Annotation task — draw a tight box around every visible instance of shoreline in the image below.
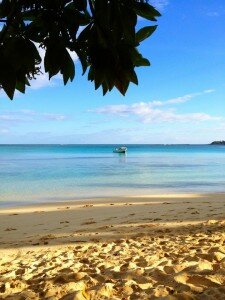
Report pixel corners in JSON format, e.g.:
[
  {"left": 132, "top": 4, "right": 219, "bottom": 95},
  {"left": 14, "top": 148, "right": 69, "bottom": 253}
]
[
  {"left": 1, "top": 193, "right": 225, "bottom": 299},
  {"left": 1, "top": 191, "right": 225, "bottom": 210},
  {"left": 1, "top": 192, "right": 225, "bottom": 249}
]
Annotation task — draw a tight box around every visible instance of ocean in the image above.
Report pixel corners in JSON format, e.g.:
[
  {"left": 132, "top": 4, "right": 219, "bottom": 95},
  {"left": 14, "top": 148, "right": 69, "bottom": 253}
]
[{"left": 1, "top": 144, "right": 225, "bottom": 207}]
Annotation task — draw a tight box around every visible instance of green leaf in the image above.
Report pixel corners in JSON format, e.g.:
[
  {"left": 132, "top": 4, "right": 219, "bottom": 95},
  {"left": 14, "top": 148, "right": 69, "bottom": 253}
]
[
  {"left": 102, "top": 81, "right": 109, "bottom": 96},
  {"left": 61, "top": 49, "right": 75, "bottom": 85},
  {"left": 88, "top": 67, "right": 94, "bottom": 81},
  {"left": 75, "top": 0, "right": 87, "bottom": 11},
  {"left": 136, "top": 57, "right": 150, "bottom": 67},
  {"left": 15, "top": 70, "right": 28, "bottom": 94},
  {"left": 15, "top": 80, "right": 26, "bottom": 94},
  {"left": 75, "top": 48, "right": 88, "bottom": 75},
  {"left": 115, "top": 78, "right": 129, "bottom": 96},
  {"left": 0, "top": 0, "right": 160, "bottom": 99},
  {"left": 131, "top": 49, "right": 151, "bottom": 67},
  {"left": 78, "top": 23, "right": 92, "bottom": 42},
  {"left": 120, "top": 6, "right": 137, "bottom": 45},
  {"left": 129, "top": 70, "right": 138, "bottom": 85},
  {"left": 0, "top": 67, "right": 17, "bottom": 100},
  {"left": 136, "top": 25, "right": 157, "bottom": 44},
  {"left": 44, "top": 40, "right": 62, "bottom": 78},
  {"left": 133, "top": 2, "right": 161, "bottom": 21}
]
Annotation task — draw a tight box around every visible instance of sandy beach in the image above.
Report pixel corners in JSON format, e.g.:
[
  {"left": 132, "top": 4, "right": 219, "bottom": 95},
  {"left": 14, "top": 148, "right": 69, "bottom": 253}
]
[{"left": 1, "top": 193, "right": 225, "bottom": 299}]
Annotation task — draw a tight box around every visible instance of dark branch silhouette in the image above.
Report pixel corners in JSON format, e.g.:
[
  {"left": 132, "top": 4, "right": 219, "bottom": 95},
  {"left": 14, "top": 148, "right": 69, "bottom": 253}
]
[{"left": 0, "top": 0, "right": 160, "bottom": 99}]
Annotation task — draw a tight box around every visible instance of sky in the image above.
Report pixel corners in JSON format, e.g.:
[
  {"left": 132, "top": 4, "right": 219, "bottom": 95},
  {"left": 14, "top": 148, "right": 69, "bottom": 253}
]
[{"left": 0, "top": 0, "right": 225, "bottom": 144}]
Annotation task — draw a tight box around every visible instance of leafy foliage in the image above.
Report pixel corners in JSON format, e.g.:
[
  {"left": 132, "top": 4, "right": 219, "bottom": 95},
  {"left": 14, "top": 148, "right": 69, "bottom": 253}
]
[{"left": 0, "top": 0, "right": 160, "bottom": 99}]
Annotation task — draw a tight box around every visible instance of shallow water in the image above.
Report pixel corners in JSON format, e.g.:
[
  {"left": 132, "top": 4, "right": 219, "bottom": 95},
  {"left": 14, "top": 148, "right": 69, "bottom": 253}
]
[{"left": 1, "top": 144, "right": 225, "bottom": 206}]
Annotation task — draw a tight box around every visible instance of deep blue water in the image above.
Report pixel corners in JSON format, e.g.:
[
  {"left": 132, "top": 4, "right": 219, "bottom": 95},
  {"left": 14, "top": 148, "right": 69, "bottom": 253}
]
[{"left": 1, "top": 144, "right": 225, "bottom": 207}]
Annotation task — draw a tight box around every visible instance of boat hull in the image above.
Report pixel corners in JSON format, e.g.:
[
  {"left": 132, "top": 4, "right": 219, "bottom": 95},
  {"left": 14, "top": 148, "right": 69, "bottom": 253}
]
[
  {"left": 113, "top": 146, "right": 127, "bottom": 153},
  {"left": 113, "top": 150, "right": 126, "bottom": 153}
]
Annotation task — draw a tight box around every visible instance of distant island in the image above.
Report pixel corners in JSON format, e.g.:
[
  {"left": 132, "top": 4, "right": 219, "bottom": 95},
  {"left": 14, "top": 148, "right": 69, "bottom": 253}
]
[{"left": 210, "top": 141, "right": 225, "bottom": 145}]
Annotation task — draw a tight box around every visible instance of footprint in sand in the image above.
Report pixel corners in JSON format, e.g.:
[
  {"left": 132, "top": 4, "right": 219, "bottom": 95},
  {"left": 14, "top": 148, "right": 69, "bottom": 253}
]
[
  {"left": 81, "top": 221, "right": 96, "bottom": 225},
  {"left": 191, "top": 211, "right": 200, "bottom": 215},
  {"left": 103, "top": 217, "right": 117, "bottom": 221},
  {"left": 39, "top": 234, "right": 56, "bottom": 241},
  {"left": 70, "top": 240, "right": 86, "bottom": 243},
  {"left": 90, "top": 238, "right": 100, "bottom": 242},
  {"left": 98, "top": 225, "right": 114, "bottom": 230},
  {"left": 4, "top": 228, "right": 17, "bottom": 231},
  {"left": 57, "top": 206, "right": 70, "bottom": 210}
]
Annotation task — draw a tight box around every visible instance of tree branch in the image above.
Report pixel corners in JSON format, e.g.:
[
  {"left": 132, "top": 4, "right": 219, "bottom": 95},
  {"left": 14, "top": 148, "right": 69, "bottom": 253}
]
[{"left": 0, "top": 3, "right": 18, "bottom": 44}]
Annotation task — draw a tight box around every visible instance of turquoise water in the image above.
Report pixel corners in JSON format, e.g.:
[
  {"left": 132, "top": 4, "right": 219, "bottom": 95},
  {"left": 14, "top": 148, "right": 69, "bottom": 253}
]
[{"left": 1, "top": 144, "right": 225, "bottom": 207}]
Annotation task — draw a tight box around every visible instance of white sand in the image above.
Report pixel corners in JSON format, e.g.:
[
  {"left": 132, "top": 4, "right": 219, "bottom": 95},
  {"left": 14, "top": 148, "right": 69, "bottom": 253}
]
[{"left": 1, "top": 193, "right": 225, "bottom": 299}]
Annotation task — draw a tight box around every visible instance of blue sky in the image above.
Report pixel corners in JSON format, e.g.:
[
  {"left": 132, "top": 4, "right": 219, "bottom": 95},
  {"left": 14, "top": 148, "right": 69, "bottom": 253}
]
[{"left": 0, "top": 0, "right": 225, "bottom": 144}]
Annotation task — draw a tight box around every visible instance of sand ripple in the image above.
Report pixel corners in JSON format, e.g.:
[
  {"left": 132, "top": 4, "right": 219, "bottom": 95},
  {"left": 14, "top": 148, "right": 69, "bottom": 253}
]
[{"left": 1, "top": 220, "right": 225, "bottom": 299}]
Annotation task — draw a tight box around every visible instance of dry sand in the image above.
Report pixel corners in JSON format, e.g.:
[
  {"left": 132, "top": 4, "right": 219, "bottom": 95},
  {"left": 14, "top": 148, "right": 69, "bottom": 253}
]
[{"left": 1, "top": 193, "right": 225, "bottom": 299}]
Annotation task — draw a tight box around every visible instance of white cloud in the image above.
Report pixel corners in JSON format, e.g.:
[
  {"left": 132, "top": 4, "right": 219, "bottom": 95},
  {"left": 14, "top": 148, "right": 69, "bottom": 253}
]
[
  {"left": 0, "top": 115, "right": 22, "bottom": 122},
  {"left": 141, "top": 110, "right": 219, "bottom": 123},
  {"left": 0, "top": 43, "right": 78, "bottom": 97},
  {"left": 20, "top": 109, "right": 36, "bottom": 115},
  {"left": 43, "top": 113, "right": 68, "bottom": 121},
  {"left": 29, "top": 44, "right": 78, "bottom": 90},
  {"left": 205, "top": 7, "right": 225, "bottom": 18},
  {"left": 0, "top": 127, "right": 10, "bottom": 134},
  {"left": 151, "top": 89, "right": 214, "bottom": 106},
  {"left": 99, "top": 89, "right": 214, "bottom": 111},
  {"left": 204, "top": 89, "right": 215, "bottom": 93},
  {"left": 206, "top": 11, "right": 220, "bottom": 17},
  {"left": 0, "top": 110, "right": 69, "bottom": 124},
  {"left": 93, "top": 104, "right": 220, "bottom": 123},
  {"left": 91, "top": 89, "right": 220, "bottom": 123},
  {"left": 30, "top": 73, "right": 55, "bottom": 90},
  {"left": 151, "top": 0, "right": 169, "bottom": 10}
]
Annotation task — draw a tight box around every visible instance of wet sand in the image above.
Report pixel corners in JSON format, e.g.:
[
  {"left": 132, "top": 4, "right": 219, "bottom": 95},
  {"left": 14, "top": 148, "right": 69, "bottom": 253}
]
[{"left": 1, "top": 193, "right": 225, "bottom": 299}]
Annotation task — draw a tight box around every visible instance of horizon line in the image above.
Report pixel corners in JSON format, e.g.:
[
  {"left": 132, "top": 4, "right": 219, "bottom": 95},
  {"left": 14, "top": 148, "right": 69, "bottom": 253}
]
[{"left": 0, "top": 143, "right": 217, "bottom": 146}]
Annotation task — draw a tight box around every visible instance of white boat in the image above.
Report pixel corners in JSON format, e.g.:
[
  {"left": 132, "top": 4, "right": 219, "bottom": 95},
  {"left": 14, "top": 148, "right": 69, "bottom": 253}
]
[{"left": 113, "top": 146, "right": 127, "bottom": 153}]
